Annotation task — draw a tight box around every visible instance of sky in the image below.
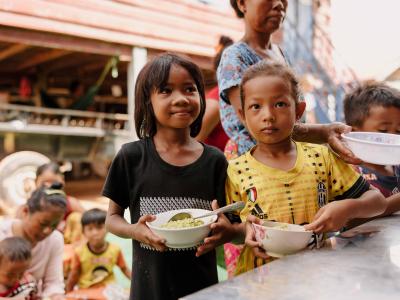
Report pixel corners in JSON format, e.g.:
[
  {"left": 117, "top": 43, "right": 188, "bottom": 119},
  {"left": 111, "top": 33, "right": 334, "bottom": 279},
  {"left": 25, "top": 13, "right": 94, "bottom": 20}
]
[{"left": 331, "top": 0, "right": 400, "bottom": 79}]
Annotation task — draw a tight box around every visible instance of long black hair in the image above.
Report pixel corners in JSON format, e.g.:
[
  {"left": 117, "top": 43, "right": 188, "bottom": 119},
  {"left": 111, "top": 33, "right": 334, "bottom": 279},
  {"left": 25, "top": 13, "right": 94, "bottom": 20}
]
[{"left": 134, "top": 53, "right": 206, "bottom": 139}]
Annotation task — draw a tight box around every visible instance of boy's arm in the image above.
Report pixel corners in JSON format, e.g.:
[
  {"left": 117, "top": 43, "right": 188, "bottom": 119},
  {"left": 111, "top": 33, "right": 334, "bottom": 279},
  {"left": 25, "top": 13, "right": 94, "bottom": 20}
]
[
  {"left": 305, "top": 188, "right": 386, "bottom": 233},
  {"left": 381, "top": 193, "right": 400, "bottom": 216},
  {"left": 116, "top": 250, "right": 131, "bottom": 279},
  {"left": 344, "top": 192, "right": 400, "bottom": 229},
  {"left": 66, "top": 253, "right": 81, "bottom": 293}
]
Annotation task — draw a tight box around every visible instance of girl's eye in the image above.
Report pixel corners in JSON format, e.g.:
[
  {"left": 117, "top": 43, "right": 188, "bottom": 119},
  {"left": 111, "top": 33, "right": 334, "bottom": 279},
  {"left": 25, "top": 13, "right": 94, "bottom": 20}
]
[
  {"left": 159, "top": 87, "right": 171, "bottom": 94},
  {"left": 185, "top": 86, "right": 197, "bottom": 93},
  {"left": 275, "top": 101, "right": 288, "bottom": 108}
]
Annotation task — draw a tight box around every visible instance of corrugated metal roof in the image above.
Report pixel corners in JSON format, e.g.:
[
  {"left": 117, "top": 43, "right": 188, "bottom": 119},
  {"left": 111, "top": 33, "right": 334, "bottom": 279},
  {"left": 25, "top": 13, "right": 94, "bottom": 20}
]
[{"left": 0, "top": 0, "right": 243, "bottom": 57}]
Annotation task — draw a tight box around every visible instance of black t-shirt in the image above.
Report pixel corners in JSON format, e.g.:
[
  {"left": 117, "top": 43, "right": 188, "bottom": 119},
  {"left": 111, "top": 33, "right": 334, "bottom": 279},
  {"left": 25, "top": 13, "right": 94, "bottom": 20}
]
[{"left": 102, "top": 138, "right": 228, "bottom": 300}]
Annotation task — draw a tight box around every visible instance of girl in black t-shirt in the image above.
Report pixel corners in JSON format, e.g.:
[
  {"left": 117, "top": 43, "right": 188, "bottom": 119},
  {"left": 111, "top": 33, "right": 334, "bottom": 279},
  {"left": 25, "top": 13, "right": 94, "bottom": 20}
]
[{"left": 103, "top": 53, "right": 240, "bottom": 300}]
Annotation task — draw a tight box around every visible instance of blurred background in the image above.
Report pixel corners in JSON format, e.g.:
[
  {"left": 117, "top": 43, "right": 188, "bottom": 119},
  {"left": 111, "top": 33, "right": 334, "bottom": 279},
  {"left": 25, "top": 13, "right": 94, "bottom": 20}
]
[{"left": 0, "top": 0, "right": 399, "bottom": 284}]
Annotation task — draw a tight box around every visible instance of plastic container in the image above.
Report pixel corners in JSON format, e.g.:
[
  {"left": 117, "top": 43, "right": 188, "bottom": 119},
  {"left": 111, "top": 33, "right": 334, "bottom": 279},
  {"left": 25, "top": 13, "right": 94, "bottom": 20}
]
[{"left": 342, "top": 132, "right": 400, "bottom": 165}]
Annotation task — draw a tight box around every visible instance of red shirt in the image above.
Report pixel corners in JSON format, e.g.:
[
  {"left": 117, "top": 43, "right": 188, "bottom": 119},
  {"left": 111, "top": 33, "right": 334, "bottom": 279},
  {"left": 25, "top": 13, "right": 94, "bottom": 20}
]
[{"left": 204, "top": 87, "right": 229, "bottom": 152}]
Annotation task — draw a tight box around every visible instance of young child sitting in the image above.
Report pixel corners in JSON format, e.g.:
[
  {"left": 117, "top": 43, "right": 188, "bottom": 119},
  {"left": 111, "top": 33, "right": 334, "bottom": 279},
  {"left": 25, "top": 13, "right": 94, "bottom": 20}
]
[
  {"left": 344, "top": 82, "right": 400, "bottom": 215},
  {"left": 226, "top": 61, "right": 386, "bottom": 275},
  {"left": 0, "top": 237, "right": 38, "bottom": 300},
  {"left": 66, "top": 209, "right": 131, "bottom": 292}
]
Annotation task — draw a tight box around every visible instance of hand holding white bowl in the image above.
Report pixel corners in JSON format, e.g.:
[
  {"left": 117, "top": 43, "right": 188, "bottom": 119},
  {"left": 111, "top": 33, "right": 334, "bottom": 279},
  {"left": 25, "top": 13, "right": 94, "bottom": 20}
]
[
  {"left": 248, "top": 218, "right": 313, "bottom": 258},
  {"left": 196, "top": 200, "right": 240, "bottom": 257},
  {"left": 245, "top": 215, "right": 270, "bottom": 260},
  {"left": 146, "top": 208, "right": 217, "bottom": 249},
  {"left": 134, "top": 215, "right": 167, "bottom": 252}
]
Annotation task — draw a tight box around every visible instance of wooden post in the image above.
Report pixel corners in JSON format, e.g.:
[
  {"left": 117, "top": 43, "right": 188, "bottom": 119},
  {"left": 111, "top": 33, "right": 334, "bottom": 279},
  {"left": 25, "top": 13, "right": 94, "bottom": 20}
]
[{"left": 127, "top": 46, "right": 147, "bottom": 140}]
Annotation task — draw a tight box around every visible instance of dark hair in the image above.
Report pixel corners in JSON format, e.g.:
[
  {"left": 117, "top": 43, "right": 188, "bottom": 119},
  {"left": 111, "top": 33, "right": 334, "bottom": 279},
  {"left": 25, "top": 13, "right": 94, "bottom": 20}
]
[
  {"left": 36, "top": 162, "right": 62, "bottom": 178},
  {"left": 0, "top": 237, "right": 31, "bottom": 264},
  {"left": 81, "top": 208, "right": 106, "bottom": 228},
  {"left": 214, "top": 35, "right": 234, "bottom": 71},
  {"left": 134, "top": 53, "right": 206, "bottom": 139},
  {"left": 230, "top": 0, "right": 244, "bottom": 18},
  {"left": 344, "top": 81, "right": 400, "bottom": 127},
  {"left": 240, "top": 61, "right": 301, "bottom": 110},
  {"left": 27, "top": 182, "right": 67, "bottom": 214},
  {"left": 69, "top": 80, "right": 82, "bottom": 94}
]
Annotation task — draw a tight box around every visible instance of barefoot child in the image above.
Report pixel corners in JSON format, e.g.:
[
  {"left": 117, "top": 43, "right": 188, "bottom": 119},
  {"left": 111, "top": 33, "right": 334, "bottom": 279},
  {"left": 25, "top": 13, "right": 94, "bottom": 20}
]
[
  {"left": 66, "top": 209, "right": 130, "bottom": 292},
  {"left": 225, "top": 61, "right": 386, "bottom": 274},
  {"left": 103, "top": 53, "right": 236, "bottom": 300},
  {"left": 344, "top": 82, "right": 400, "bottom": 215},
  {"left": 0, "top": 237, "right": 38, "bottom": 300}
]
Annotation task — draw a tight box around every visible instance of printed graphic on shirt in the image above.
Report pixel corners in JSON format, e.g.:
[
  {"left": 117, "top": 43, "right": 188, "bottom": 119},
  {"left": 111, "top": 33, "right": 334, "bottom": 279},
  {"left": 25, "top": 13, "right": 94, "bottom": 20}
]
[
  {"left": 317, "top": 181, "right": 327, "bottom": 208},
  {"left": 246, "top": 187, "right": 257, "bottom": 203},
  {"left": 250, "top": 203, "right": 268, "bottom": 220},
  {"left": 91, "top": 266, "right": 110, "bottom": 285},
  {"left": 1, "top": 277, "right": 37, "bottom": 300}
]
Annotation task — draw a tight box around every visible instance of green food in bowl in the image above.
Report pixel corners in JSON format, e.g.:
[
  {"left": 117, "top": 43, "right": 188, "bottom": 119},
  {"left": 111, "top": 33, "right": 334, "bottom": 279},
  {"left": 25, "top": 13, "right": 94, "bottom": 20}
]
[
  {"left": 161, "top": 218, "right": 204, "bottom": 229},
  {"left": 276, "top": 223, "right": 289, "bottom": 230}
]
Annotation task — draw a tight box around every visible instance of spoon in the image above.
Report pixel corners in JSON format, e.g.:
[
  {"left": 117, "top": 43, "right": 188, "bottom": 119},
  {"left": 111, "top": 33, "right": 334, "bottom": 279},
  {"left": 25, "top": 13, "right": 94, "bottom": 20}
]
[{"left": 168, "top": 201, "right": 245, "bottom": 222}]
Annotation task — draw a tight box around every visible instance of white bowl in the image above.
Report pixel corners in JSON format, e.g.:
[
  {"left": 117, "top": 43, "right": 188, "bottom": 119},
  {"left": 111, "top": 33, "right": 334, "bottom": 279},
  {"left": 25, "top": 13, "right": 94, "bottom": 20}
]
[
  {"left": 342, "top": 132, "right": 400, "bottom": 165},
  {"left": 146, "top": 209, "right": 217, "bottom": 249},
  {"left": 253, "top": 221, "right": 313, "bottom": 257}
]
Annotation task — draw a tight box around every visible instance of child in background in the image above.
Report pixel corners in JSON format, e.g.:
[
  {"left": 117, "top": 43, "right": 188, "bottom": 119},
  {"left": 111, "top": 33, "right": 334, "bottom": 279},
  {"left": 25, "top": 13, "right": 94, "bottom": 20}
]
[
  {"left": 225, "top": 61, "right": 386, "bottom": 275},
  {"left": 35, "top": 163, "right": 85, "bottom": 244},
  {"left": 343, "top": 82, "right": 400, "bottom": 215},
  {"left": 0, "top": 184, "right": 66, "bottom": 300},
  {"left": 103, "top": 53, "right": 236, "bottom": 300},
  {"left": 0, "top": 237, "right": 38, "bottom": 300},
  {"left": 66, "top": 209, "right": 130, "bottom": 292}
]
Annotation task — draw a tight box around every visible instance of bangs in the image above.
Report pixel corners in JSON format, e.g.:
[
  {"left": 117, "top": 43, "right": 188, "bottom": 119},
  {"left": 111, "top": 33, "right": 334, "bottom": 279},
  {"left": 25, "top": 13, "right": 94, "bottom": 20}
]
[{"left": 146, "top": 58, "right": 173, "bottom": 94}]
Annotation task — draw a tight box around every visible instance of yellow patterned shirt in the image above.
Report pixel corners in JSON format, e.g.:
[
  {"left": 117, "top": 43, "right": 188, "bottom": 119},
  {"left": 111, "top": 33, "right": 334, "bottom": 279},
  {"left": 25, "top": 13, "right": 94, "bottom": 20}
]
[
  {"left": 73, "top": 242, "right": 123, "bottom": 288},
  {"left": 226, "top": 142, "right": 369, "bottom": 274}
]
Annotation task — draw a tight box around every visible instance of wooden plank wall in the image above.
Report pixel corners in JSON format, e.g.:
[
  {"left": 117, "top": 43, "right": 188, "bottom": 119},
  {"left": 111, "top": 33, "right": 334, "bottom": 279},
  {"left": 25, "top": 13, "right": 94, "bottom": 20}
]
[{"left": 0, "top": 0, "right": 243, "bottom": 57}]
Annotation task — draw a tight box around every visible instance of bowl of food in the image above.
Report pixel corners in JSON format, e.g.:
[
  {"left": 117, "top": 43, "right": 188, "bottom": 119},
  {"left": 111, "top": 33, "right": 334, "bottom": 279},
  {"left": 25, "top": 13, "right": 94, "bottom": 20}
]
[
  {"left": 342, "top": 132, "right": 400, "bottom": 165},
  {"left": 146, "top": 209, "right": 218, "bottom": 249},
  {"left": 252, "top": 221, "right": 313, "bottom": 257}
]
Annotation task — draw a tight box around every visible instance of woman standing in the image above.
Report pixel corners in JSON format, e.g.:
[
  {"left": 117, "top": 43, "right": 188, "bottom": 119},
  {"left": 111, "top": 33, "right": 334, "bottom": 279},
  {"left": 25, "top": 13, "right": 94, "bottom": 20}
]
[{"left": 218, "top": 0, "right": 360, "bottom": 162}]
